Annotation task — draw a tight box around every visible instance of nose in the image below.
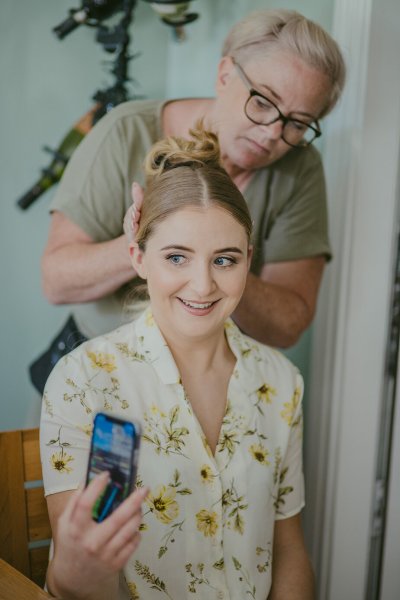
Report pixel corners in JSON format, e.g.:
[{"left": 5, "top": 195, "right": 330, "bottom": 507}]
[
  {"left": 189, "top": 261, "right": 216, "bottom": 298},
  {"left": 262, "top": 118, "right": 284, "bottom": 141}
]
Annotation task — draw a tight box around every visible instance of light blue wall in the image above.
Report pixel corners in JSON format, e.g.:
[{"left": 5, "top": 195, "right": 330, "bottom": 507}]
[{"left": 0, "top": 0, "right": 333, "bottom": 431}]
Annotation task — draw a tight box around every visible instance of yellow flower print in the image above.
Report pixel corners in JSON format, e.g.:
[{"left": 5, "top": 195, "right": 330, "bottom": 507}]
[
  {"left": 127, "top": 581, "right": 140, "bottom": 599},
  {"left": 257, "top": 383, "right": 277, "bottom": 404},
  {"left": 43, "top": 392, "right": 53, "bottom": 417},
  {"left": 146, "top": 485, "right": 179, "bottom": 524},
  {"left": 50, "top": 451, "right": 74, "bottom": 473},
  {"left": 143, "top": 405, "right": 189, "bottom": 456},
  {"left": 249, "top": 443, "right": 270, "bottom": 466},
  {"left": 145, "top": 311, "right": 155, "bottom": 327},
  {"left": 150, "top": 404, "right": 166, "bottom": 418},
  {"left": 281, "top": 387, "right": 301, "bottom": 426},
  {"left": 196, "top": 509, "right": 219, "bottom": 538},
  {"left": 87, "top": 351, "right": 116, "bottom": 373},
  {"left": 79, "top": 423, "right": 93, "bottom": 436},
  {"left": 200, "top": 464, "right": 214, "bottom": 484},
  {"left": 116, "top": 343, "right": 145, "bottom": 362}
]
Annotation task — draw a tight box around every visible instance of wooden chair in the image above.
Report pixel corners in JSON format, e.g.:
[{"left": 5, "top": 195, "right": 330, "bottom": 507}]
[{"left": 0, "top": 428, "right": 51, "bottom": 588}]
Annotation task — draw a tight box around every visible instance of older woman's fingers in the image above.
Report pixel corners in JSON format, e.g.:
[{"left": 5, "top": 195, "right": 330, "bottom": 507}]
[
  {"left": 131, "top": 182, "right": 144, "bottom": 209},
  {"left": 131, "top": 182, "right": 144, "bottom": 234},
  {"left": 123, "top": 204, "right": 135, "bottom": 242}
]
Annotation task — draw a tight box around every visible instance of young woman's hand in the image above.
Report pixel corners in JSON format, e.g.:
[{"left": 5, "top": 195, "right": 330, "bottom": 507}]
[
  {"left": 50, "top": 472, "right": 148, "bottom": 600},
  {"left": 123, "top": 182, "right": 144, "bottom": 244}
]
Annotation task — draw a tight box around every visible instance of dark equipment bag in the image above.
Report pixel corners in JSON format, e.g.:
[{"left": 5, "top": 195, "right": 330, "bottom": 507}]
[{"left": 29, "top": 315, "right": 87, "bottom": 395}]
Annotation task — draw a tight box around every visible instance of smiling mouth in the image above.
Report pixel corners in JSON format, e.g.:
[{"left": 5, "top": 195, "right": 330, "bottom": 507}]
[{"left": 178, "top": 298, "right": 219, "bottom": 310}]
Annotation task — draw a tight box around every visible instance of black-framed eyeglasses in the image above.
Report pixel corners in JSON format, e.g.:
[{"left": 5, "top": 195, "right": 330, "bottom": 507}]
[{"left": 232, "top": 59, "right": 321, "bottom": 148}]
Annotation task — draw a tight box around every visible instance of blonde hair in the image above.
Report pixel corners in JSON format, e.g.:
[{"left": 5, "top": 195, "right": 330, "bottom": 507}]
[
  {"left": 135, "top": 126, "right": 253, "bottom": 249},
  {"left": 222, "top": 9, "right": 346, "bottom": 117}
]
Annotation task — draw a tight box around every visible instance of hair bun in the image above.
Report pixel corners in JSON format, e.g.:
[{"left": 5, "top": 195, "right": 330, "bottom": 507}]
[{"left": 144, "top": 121, "right": 221, "bottom": 178}]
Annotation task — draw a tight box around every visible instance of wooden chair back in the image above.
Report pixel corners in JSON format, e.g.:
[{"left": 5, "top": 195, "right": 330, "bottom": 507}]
[{"left": 0, "top": 428, "right": 51, "bottom": 588}]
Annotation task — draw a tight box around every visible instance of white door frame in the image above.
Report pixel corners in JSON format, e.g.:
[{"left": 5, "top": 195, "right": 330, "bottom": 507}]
[
  {"left": 304, "top": 0, "right": 400, "bottom": 598},
  {"left": 380, "top": 340, "right": 400, "bottom": 597}
]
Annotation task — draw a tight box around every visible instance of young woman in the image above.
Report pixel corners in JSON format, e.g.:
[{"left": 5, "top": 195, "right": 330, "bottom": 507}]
[{"left": 40, "top": 128, "right": 313, "bottom": 600}]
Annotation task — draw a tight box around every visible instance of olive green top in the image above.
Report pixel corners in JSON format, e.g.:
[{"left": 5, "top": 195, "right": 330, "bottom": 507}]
[{"left": 51, "top": 100, "right": 331, "bottom": 338}]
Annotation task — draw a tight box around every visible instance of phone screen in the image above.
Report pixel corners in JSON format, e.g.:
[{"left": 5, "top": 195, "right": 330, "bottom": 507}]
[{"left": 86, "top": 413, "right": 140, "bottom": 522}]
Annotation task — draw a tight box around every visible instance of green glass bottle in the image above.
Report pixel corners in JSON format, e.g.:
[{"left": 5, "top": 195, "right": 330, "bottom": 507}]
[{"left": 17, "top": 105, "right": 98, "bottom": 210}]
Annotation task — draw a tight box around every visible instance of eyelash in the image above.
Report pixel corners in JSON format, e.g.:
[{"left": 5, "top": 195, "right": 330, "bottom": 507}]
[
  {"left": 214, "top": 256, "right": 237, "bottom": 267},
  {"left": 165, "top": 254, "right": 238, "bottom": 267},
  {"left": 166, "top": 254, "right": 186, "bottom": 265}
]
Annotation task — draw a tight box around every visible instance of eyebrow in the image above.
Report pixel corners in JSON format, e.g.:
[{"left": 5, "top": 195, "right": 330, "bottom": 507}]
[
  {"left": 258, "top": 84, "right": 317, "bottom": 120},
  {"left": 258, "top": 82, "right": 281, "bottom": 102},
  {"left": 160, "top": 244, "right": 244, "bottom": 254},
  {"left": 249, "top": 75, "right": 318, "bottom": 121}
]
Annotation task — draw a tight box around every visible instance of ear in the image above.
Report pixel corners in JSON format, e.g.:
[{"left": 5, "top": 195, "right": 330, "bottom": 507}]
[
  {"left": 216, "top": 56, "right": 235, "bottom": 93},
  {"left": 129, "top": 241, "right": 147, "bottom": 279}
]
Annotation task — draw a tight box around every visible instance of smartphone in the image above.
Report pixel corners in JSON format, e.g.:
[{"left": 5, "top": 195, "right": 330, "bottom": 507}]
[{"left": 86, "top": 412, "right": 141, "bottom": 522}]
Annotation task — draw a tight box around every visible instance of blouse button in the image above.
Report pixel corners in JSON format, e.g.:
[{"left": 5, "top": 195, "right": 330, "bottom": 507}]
[{"left": 217, "top": 591, "right": 225, "bottom": 599}]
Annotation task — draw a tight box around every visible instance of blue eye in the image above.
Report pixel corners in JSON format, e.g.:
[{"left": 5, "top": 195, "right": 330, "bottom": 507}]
[
  {"left": 214, "top": 256, "right": 236, "bottom": 267},
  {"left": 167, "top": 254, "right": 185, "bottom": 265}
]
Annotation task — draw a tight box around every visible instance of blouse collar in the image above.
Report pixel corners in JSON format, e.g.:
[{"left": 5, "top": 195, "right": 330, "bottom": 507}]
[{"left": 134, "top": 308, "right": 268, "bottom": 394}]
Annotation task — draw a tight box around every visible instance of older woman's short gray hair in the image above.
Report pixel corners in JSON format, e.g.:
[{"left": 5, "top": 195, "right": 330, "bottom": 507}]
[{"left": 222, "top": 9, "right": 346, "bottom": 117}]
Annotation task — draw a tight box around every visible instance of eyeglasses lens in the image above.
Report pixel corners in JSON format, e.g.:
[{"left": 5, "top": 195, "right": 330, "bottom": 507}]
[{"left": 245, "top": 96, "right": 316, "bottom": 147}]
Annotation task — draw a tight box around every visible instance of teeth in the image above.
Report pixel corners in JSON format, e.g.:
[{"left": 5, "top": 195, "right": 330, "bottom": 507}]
[{"left": 181, "top": 299, "right": 214, "bottom": 309}]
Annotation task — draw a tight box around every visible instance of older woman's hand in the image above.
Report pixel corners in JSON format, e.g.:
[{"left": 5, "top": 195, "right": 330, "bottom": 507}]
[{"left": 123, "top": 182, "right": 144, "bottom": 244}]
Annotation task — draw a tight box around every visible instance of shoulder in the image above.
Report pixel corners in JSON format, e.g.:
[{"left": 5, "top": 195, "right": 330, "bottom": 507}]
[
  {"left": 226, "top": 320, "right": 302, "bottom": 385},
  {"left": 45, "top": 322, "right": 139, "bottom": 385},
  {"left": 88, "top": 99, "right": 167, "bottom": 146},
  {"left": 249, "top": 337, "right": 304, "bottom": 408},
  {"left": 249, "top": 333, "right": 300, "bottom": 378},
  {"left": 271, "top": 144, "right": 323, "bottom": 179},
  {"left": 100, "top": 99, "right": 166, "bottom": 126},
  {"left": 249, "top": 146, "right": 325, "bottom": 209}
]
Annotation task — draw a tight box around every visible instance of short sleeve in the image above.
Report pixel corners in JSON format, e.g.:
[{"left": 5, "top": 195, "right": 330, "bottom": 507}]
[{"left": 40, "top": 350, "right": 97, "bottom": 496}]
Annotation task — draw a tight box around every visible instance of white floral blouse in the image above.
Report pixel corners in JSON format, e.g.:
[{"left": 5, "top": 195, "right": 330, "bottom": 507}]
[{"left": 40, "top": 309, "right": 304, "bottom": 600}]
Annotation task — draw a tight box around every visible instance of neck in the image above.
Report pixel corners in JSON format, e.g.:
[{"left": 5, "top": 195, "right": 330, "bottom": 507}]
[
  {"left": 223, "top": 161, "right": 254, "bottom": 190},
  {"left": 162, "top": 97, "right": 215, "bottom": 138},
  {"left": 160, "top": 324, "right": 232, "bottom": 376}
]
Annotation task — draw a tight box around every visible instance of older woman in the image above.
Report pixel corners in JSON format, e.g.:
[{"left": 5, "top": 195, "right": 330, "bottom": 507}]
[
  {"left": 41, "top": 127, "right": 313, "bottom": 599},
  {"left": 41, "top": 9, "right": 345, "bottom": 353}
]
